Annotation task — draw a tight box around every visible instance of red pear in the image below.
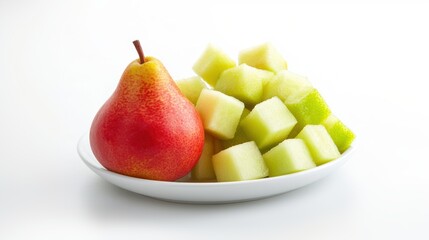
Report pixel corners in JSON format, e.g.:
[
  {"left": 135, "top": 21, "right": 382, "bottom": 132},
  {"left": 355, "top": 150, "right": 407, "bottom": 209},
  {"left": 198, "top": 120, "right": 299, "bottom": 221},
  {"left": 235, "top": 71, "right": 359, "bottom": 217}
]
[{"left": 90, "top": 40, "right": 204, "bottom": 181}]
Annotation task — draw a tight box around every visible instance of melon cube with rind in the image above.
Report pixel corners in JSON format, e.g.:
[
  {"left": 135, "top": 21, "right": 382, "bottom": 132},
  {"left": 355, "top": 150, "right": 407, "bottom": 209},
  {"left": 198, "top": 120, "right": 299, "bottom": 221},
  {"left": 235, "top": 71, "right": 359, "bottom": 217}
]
[
  {"left": 195, "top": 89, "right": 244, "bottom": 140},
  {"left": 192, "top": 44, "right": 236, "bottom": 87},
  {"left": 263, "top": 139, "right": 316, "bottom": 177},
  {"left": 296, "top": 125, "right": 341, "bottom": 165},
  {"left": 322, "top": 115, "right": 355, "bottom": 153},
  {"left": 240, "top": 97, "right": 297, "bottom": 151},
  {"left": 212, "top": 141, "right": 268, "bottom": 182},
  {"left": 285, "top": 88, "right": 331, "bottom": 137}
]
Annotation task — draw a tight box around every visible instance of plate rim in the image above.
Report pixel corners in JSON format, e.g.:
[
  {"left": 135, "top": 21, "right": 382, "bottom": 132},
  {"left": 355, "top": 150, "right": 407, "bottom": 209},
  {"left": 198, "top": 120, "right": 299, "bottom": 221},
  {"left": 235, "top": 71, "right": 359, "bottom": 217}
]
[{"left": 77, "top": 133, "right": 355, "bottom": 187}]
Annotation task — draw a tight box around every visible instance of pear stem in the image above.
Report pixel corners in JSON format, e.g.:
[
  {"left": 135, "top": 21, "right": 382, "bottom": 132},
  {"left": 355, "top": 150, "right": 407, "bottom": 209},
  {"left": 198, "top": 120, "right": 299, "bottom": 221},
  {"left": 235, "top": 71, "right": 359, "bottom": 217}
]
[{"left": 133, "top": 40, "right": 145, "bottom": 64}]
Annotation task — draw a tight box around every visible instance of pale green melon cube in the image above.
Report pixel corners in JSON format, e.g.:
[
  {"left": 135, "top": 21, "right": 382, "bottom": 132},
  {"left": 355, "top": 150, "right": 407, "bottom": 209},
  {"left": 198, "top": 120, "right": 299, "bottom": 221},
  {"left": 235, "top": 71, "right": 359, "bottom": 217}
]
[
  {"left": 239, "top": 43, "right": 287, "bottom": 72},
  {"left": 192, "top": 44, "right": 236, "bottom": 87},
  {"left": 240, "top": 97, "right": 297, "bottom": 151},
  {"left": 296, "top": 125, "right": 341, "bottom": 165},
  {"left": 212, "top": 141, "right": 268, "bottom": 182},
  {"left": 263, "top": 70, "right": 312, "bottom": 101},
  {"left": 215, "top": 64, "right": 274, "bottom": 106},
  {"left": 220, "top": 108, "right": 251, "bottom": 149},
  {"left": 263, "top": 139, "right": 316, "bottom": 177},
  {"left": 285, "top": 88, "right": 331, "bottom": 136},
  {"left": 322, "top": 115, "right": 355, "bottom": 153},
  {"left": 195, "top": 89, "right": 244, "bottom": 139},
  {"left": 191, "top": 133, "right": 217, "bottom": 181},
  {"left": 176, "top": 76, "right": 208, "bottom": 105}
]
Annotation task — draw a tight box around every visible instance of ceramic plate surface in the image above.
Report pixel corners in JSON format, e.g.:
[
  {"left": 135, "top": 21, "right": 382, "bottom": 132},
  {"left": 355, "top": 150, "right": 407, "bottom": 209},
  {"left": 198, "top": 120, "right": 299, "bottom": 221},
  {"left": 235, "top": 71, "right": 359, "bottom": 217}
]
[{"left": 78, "top": 133, "right": 355, "bottom": 204}]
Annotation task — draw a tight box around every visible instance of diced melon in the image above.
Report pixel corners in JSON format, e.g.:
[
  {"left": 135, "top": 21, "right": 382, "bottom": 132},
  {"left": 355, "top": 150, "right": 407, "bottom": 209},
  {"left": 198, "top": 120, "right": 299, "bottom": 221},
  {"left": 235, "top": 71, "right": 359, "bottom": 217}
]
[
  {"left": 285, "top": 88, "right": 331, "bottom": 137},
  {"left": 215, "top": 64, "right": 273, "bottom": 106},
  {"left": 240, "top": 97, "right": 297, "bottom": 151},
  {"left": 195, "top": 89, "right": 244, "bottom": 139},
  {"left": 192, "top": 44, "right": 236, "bottom": 87},
  {"left": 263, "top": 139, "right": 316, "bottom": 177},
  {"left": 263, "top": 70, "right": 312, "bottom": 101},
  {"left": 176, "top": 76, "right": 208, "bottom": 105},
  {"left": 286, "top": 88, "right": 331, "bottom": 124},
  {"left": 296, "top": 125, "right": 341, "bottom": 165},
  {"left": 239, "top": 43, "right": 287, "bottom": 72},
  {"left": 191, "top": 133, "right": 217, "bottom": 181},
  {"left": 212, "top": 141, "right": 268, "bottom": 182},
  {"left": 322, "top": 115, "right": 355, "bottom": 153}
]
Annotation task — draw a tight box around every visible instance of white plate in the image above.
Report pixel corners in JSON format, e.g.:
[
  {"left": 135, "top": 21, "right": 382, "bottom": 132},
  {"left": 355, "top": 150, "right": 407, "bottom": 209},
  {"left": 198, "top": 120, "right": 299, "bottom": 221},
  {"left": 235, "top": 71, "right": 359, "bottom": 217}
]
[{"left": 77, "top": 133, "right": 355, "bottom": 204}]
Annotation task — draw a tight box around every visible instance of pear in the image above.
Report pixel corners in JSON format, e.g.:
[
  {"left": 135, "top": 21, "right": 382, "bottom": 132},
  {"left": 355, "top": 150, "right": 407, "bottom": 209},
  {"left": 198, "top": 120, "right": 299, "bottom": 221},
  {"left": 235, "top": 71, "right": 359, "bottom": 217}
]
[{"left": 90, "top": 40, "right": 205, "bottom": 181}]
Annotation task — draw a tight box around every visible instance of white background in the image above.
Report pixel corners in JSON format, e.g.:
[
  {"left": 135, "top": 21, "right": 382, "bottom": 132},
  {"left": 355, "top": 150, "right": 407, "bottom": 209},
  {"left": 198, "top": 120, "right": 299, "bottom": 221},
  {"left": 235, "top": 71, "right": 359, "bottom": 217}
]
[{"left": 1, "top": 1, "right": 428, "bottom": 239}]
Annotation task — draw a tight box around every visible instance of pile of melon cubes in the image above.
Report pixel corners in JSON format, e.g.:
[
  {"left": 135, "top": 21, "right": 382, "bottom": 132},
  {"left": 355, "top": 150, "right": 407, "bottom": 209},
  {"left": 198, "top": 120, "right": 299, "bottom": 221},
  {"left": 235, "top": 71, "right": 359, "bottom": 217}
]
[{"left": 176, "top": 43, "right": 355, "bottom": 182}]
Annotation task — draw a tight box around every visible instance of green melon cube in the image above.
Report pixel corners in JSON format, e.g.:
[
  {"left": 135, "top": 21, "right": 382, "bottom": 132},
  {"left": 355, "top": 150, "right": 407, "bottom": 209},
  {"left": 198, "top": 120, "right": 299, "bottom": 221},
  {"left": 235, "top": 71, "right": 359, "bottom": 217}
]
[
  {"left": 240, "top": 97, "right": 297, "bottom": 151},
  {"left": 285, "top": 88, "right": 331, "bottom": 135},
  {"left": 296, "top": 125, "right": 341, "bottom": 165},
  {"left": 212, "top": 141, "right": 268, "bottom": 182},
  {"left": 195, "top": 89, "right": 244, "bottom": 139},
  {"left": 285, "top": 88, "right": 331, "bottom": 124},
  {"left": 263, "top": 139, "right": 316, "bottom": 177},
  {"left": 192, "top": 44, "right": 236, "bottom": 87},
  {"left": 191, "top": 133, "right": 217, "bottom": 181},
  {"left": 239, "top": 43, "right": 287, "bottom": 72},
  {"left": 215, "top": 64, "right": 274, "bottom": 106},
  {"left": 263, "top": 70, "right": 312, "bottom": 102},
  {"left": 220, "top": 108, "right": 251, "bottom": 149},
  {"left": 322, "top": 115, "right": 355, "bottom": 153},
  {"left": 176, "top": 76, "right": 208, "bottom": 105}
]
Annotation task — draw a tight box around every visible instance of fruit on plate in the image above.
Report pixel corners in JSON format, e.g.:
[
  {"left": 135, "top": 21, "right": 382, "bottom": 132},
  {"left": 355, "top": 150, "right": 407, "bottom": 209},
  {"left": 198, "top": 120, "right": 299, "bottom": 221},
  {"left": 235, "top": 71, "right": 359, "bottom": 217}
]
[
  {"left": 176, "top": 76, "right": 208, "bottom": 105},
  {"left": 285, "top": 88, "right": 331, "bottom": 137},
  {"left": 187, "top": 43, "right": 354, "bottom": 182},
  {"left": 90, "top": 40, "right": 204, "bottom": 181},
  {"left": 239, "top": 42, "right": 287, "bottom": 72},
  {"left": 195, "top": 89, "right": 244, "bottom": 139},
  {"left": 215, "top": 64, "right": 274, "bottom": 106},
  {"left": 263, "top": 139, "right": 316, "bottom": 177},
  {"left": 240, "top": 97, "right": 297, "bottom": 151},
  {"left": 212, "top": 141, "right": 269, "bottom": 182},
  {"left": 322, "top": 115, "right": 355, "bottom": 153},
  {"left": 193, "top": 44, "right": 236, "bottom": 87},
  {"left": 191, "top": 133, "right": 217, "bottom": 181},
  {"left": 263, "top": 70, "right": 312, "bottom": 102},
  {"left": 296, "top": 125, "right": 341, "bottom": 165}
]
